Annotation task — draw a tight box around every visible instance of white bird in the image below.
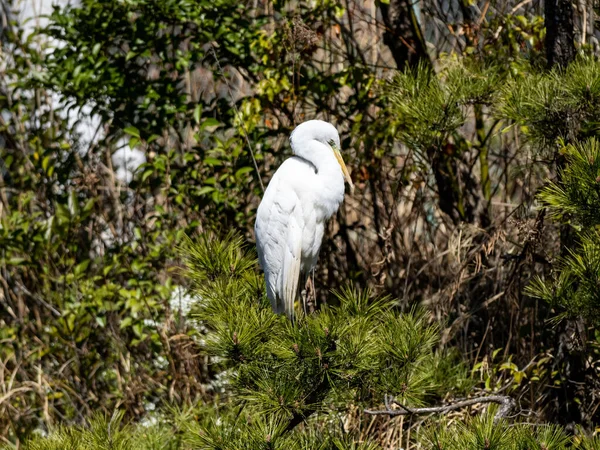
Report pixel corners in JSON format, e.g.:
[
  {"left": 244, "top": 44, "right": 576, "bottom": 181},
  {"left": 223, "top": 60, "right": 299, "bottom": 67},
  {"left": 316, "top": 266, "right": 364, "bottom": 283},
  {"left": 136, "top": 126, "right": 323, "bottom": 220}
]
[{"left": 254, "top": 120, "right": 353, "bottom": 319}]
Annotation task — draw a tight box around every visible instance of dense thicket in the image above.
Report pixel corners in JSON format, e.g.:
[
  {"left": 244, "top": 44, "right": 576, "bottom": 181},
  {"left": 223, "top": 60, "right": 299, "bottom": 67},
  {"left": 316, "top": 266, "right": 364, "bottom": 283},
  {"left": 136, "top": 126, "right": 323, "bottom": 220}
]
[{"left": 2, "top": 0, "right": 600, "bottom": 448}]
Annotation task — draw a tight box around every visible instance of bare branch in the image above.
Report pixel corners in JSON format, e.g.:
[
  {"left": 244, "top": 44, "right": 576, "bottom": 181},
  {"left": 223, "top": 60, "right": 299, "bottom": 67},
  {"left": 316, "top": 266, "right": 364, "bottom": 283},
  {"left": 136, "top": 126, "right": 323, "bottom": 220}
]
[{"left": 364, "top": 395, "right": 516, "bottom": 423}]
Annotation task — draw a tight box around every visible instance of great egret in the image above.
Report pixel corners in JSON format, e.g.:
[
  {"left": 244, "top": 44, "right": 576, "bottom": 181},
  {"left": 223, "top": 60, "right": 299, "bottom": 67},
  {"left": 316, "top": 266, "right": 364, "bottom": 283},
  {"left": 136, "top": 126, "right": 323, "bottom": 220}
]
[{"left": 254, "top": 120, "right": 353, "bottom": 319}]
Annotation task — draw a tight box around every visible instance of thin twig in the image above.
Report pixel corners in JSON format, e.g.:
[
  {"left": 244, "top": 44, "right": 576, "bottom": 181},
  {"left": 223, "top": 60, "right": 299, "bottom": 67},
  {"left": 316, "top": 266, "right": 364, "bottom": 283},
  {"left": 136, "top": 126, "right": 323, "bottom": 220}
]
[
  {"left": 365, "top": 395, "right": 516, "bottom": 423},
  {"left": 15, "top": 282, "right": 61, "bottom": 317},
  {"left": 510, "top": 0, "right": 534, "bottom": 14},
  {"left": 209, "top": 44, "right": 264, "bottom": 192}
]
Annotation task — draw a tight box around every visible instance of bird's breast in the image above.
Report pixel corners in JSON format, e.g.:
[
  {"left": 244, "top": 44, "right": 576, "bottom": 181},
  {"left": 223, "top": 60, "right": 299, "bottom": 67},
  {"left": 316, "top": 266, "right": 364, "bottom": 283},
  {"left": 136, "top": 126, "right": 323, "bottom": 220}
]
[
  {"left": 300, "top": 217, "right": 325, "bottom": 271},
  {"left": 314, "top": 173, "right": 345, "bottom": 219}
]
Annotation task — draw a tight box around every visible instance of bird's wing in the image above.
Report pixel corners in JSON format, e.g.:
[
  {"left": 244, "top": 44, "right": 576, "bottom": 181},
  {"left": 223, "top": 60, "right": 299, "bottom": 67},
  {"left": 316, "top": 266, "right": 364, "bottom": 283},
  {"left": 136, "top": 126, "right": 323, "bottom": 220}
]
[
  {"left": 280, "top": 205, "right": 303, "bottom": 319},
  {"left": 255, "top": 158, "right": 313, "bottom": 318},
  {"left": 255, "top": 175, "right": 286, "bottom": 312}
]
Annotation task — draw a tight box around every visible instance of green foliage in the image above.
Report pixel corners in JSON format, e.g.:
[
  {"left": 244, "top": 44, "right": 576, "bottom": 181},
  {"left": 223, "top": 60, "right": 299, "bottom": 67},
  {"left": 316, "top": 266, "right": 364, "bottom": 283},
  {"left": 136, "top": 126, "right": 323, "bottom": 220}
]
[
  {"left": 0, "top": 4, "right": 208, "bottom": 440},
  {"left": 497, "top": 56, "right": 600, "bottom": 330},
  {"left": 387, "top": 62, "right": 462, "bottom": 154},
  {"left": 41, "top": 0, "right": 270, "bottom": 223},
  {"left": 384, "top": 58, "right": 504, "bottom": 223},
  {"left": 17, "top": 411, "right": 181, "bottom": 450},
  {"left": 526, "top": 230, "right": 600, "bottom": 323},
  {"left": 525, "top": 139, "right": 600, "bottom": 324},
  {"left": 182, "top": 412, "right": 382, "bottom": 450},
  {"left": 386, "top": 60, "right": 502, "bottom": 157},
  {"left": 478, "top": 14, "right": 546, "bottom": 71},
  {"left": 43, "top": 0, "right": 260, "bottom": 134},
  {"left": 16, "top": 407, "right": 383, "bottom": 450},
  {"left": 12, "top": 405, "right": 600, "bottom": 449},
  {"left": 420, "top": 410, "right": 600, "bottom": 450},
  {"left": 537, "top": 139, "right": 600, "bottom": 227},
  {"left": 183, "top": 234, "right": 464, "bottom": 442},
  {"left": 500, "top": 58, "right": 600, "bottom": 149}
]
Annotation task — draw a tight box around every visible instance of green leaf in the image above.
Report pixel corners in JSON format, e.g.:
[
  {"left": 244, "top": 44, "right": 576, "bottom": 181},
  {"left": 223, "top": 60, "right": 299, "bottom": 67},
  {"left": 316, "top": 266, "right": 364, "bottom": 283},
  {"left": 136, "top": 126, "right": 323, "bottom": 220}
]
[
  {"left": 154, "top": 158, "right": 166, "bottom": 172},
  {"left": 129, "top": 136, "right": 140, "bottom": 148},
  {"left": 68, "top": 191, "right": 79, "bottom": 216},
  {"left": 133, "top": 323, "right": 144, "bottom": 338},
  {"left": 500, "top": 362, "right": 518, "bottom": 371},
  {"left": 142, "top": 169, "right": 154, "bottom": 182},
  {"left": 56, "top": 202, "right": 71, "bottom": 224},
  {"left": 124, "top": 126, "right": 140, "bottom": 138},
  {"left": 200, "top": 118, "right": 221, "bottom": 131},
  {"left": 235, "top": 166, "right": 253, "bottom": 179},
  {"left": 7, "top": 257, "right": 27, "bottom": 265},
  {"left": 120, "top": 317, "right": 133, "bottom": 329},
  {"left": 198, "top": 186, "right": 215, "bottom": 195},
  {"left": 83, "top": 198, "right": 95, "bottom": 213},
  {"left": 492, "top": 348, "right": 502, "bottom": 360},
  {"left": 74, "top": 259, "right": 91, "bottom": 276}
]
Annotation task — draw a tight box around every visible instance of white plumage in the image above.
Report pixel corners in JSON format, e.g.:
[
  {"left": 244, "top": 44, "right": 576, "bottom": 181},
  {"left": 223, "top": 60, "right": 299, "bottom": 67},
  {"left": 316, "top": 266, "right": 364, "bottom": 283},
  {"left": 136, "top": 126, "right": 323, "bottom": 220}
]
[{"left": 254, "top": 120, "right": 353, "bottom": 319}]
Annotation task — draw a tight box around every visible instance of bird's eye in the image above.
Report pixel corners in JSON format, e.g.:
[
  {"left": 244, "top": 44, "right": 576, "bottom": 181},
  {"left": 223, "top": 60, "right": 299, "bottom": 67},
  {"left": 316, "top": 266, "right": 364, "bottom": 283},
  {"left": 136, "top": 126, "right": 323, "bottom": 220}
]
[{"left": 328, "top": 139, "right": 336, "bottom": 148}]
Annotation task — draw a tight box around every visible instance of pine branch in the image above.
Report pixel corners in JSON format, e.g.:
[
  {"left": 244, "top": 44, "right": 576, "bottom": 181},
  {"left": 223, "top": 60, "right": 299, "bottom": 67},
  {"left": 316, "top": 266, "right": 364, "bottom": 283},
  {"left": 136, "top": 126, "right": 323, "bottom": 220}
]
[{"left": 364, "top": 394, "right": 516, "bottom": 423}]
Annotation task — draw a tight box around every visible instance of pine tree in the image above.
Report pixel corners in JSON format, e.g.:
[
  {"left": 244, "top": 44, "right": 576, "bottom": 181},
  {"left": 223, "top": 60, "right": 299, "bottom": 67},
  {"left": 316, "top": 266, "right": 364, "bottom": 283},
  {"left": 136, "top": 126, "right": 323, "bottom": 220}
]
[
  {"left": 180, "top": 232, "right": 467, "bottom": 447},
  {"left": 418, "top": 409, "right": 600, "bottom": 450},
  {"left": 526, "top": 138, "right": 600, "bottom": 324},
  {"left": 385, "top": 60, "right": 503, "bottom": 224},
  {"left": 498, "top": 57, "right": 600, "bottom": 324},
  {"left": 498, "top": 56, "right": 600, "bottom": 426}
]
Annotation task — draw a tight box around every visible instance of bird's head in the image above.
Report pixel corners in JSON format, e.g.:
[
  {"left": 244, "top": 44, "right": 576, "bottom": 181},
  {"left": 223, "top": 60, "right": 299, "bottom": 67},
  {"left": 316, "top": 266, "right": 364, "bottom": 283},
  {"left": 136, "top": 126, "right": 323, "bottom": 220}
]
[{"left": 290, "top": 120, "right": 354, "bottom": 192}]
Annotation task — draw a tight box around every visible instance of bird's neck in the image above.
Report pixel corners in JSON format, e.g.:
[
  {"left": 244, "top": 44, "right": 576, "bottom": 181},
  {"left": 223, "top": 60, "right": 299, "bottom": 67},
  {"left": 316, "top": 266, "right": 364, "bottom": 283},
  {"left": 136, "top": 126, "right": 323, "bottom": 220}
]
[
  {"left": 294, "top": 139, "right": 341, "bottom": 177},
  {"left": 293, "top": 139, "right": 346, "bottom": 216}
]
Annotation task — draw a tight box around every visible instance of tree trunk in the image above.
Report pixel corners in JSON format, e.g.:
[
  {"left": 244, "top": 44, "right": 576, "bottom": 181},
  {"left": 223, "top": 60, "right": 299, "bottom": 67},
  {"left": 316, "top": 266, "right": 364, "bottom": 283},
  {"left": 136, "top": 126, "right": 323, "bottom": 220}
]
[
  {"left": 545, "top": 0, "right": 576, "bottom": 68},
  {"left": 380, "top": 0, "right": 429, "bottom": 70},
  {"left": 545, "top": 0, "right": 576, "bottom": 250},
  {"left": 544, "top": 0, "right": 586, "bottom": 430}
]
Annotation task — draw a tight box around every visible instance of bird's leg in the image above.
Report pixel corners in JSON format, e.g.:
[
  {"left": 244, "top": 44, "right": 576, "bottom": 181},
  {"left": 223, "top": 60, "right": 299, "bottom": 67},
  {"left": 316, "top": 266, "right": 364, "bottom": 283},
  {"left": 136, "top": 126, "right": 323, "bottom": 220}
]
[
  {"left": 311, "top": 269, "right": 317, "bottom": 310},
  {"left": 305, "top": 272, "right": 316, "bottom": 314},
  {"left": 301, "top": 288, "right": 308, "bottom": 316}
]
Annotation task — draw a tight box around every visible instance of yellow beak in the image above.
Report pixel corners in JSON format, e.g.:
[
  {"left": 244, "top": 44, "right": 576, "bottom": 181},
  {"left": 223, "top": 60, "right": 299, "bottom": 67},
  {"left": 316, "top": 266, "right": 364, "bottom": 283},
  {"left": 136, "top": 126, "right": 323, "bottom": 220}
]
[{"left": 333, "top": 147, "right": 354, "bottom": 194}]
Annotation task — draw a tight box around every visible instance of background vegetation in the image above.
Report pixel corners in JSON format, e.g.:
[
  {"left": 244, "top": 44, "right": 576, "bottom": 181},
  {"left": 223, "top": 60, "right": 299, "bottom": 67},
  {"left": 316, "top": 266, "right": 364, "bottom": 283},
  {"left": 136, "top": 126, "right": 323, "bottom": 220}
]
[{"left": 2, "top": 0, "right": 600, "bottom": 448}]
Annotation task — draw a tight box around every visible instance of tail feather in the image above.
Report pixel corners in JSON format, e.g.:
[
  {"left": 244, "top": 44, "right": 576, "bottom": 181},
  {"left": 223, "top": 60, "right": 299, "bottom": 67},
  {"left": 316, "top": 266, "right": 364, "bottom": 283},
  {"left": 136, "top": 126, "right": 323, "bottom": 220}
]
[{"left": 279, "top": 217, "right": 302, "bottom": 320}]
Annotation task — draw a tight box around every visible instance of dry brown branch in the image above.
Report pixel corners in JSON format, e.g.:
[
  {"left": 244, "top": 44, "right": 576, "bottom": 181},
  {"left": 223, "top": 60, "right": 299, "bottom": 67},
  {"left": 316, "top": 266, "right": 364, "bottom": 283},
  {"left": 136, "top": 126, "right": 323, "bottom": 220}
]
[{"left": 364, "top": 394, "right": 516, "bottom": 423}]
